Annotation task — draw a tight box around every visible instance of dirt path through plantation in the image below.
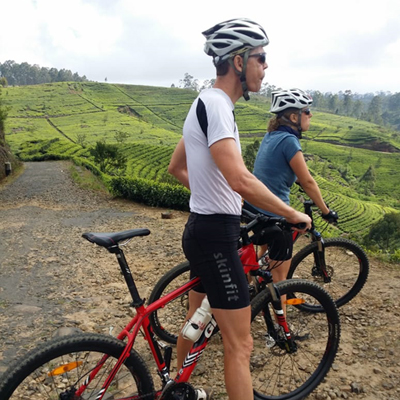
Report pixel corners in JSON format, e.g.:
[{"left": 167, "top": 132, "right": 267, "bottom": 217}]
[{"left": 0, "top": 161, "right": 399, "bottom": 399}]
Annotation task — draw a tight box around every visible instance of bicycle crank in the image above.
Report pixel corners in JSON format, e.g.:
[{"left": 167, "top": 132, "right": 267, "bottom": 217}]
[{"left": 160, "top": 382, "right": 196, "bottom": 400}]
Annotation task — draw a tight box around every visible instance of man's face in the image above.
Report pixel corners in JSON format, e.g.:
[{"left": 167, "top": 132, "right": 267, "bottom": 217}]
[{"left": 245, "top": 46, "right": 268, "bottom": 93}]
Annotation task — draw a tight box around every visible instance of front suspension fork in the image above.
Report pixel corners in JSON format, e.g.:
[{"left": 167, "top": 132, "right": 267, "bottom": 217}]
[
  {"left": 312, "top": 231, "right": 331, "bottom": 283},
  {"left": 255, "top": 270, "right": 297, "bottom": 353}
]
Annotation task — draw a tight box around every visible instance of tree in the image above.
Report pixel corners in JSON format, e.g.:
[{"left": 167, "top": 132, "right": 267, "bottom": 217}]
[
  {"left": 0, "top": 76, "right": 7, "bottom": 87},
  {"left": 179, "top": 73, "right": 198, "bottom": 91},
  {"left": 199, "top": 79, "right": 215, "bottom": 91},
  {"left": 388, "top": 93, "right": 400, "bottom": 112},
  {"left": 258, "top": 82, "right": 276, "bottom": 98},
  {"left": 0, "top": 60, "right": 88, "bottom": 86},
  {"left": 352, "top": 100, "right": 363, "bottom": 119},
  {"left": 0, "top": 88, "right": 11, "bottom": 145},
  {"left": 364, "top": 212, "right": 400, "bottom": 253},
  {"left": 115, "top": 130, "right": 129, "bottom": 144},
  {"left": 343, "top": 90, "right": 353, "bottom": 116},
  {"left": 76, "top": 133, "right": 87, "bottom": 148},
  {"left": 367, "top": 96, "right": 383, "bottom": 124},
  {"left": 310, "top": 90, "right": 325, "bottom": 109},
  {"left": 243, "top": 139, "right": 260, "bottom": 171},
  {"left": 328, "top": 94, "right": 339, "bottom": 113},
  {"left": 90, "top": 140, "right": 127, "bottom": 175}
]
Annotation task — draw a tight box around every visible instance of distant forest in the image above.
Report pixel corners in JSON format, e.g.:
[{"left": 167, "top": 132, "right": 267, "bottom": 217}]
[
  {"left": 0, "top": 60, "right": 88, "bottom": 86},
  {"left": 179, "top": 73, "right": 400, "bottom": 132},
  {"left": 1, "top": 61, "right": 399, "bottom": 131}
]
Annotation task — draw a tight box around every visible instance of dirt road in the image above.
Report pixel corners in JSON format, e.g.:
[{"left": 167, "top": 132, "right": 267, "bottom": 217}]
[{"left": 0, "top": 161, "right": 399, "bottom": 399}]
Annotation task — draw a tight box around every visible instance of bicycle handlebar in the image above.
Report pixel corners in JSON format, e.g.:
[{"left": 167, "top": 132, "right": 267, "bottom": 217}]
[{"left": 241, "top": 209, "right": 307, "bottom": 233}]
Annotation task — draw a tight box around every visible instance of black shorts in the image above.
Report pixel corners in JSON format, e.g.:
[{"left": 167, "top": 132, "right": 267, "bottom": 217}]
[
  {"left": 243, "top": 202, "right": 294, "bottom": 261},
  {"left": 182, "top": 213, "right": 250, "bottom": 310}
]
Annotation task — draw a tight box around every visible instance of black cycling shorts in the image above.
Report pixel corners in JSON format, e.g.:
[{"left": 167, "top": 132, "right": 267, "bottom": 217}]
[
  {"left": 243, "top": 202, "right": 294, "bottom": 261},
  {"left": 182, "top": 212, "right": 250, "bottom": 310}
]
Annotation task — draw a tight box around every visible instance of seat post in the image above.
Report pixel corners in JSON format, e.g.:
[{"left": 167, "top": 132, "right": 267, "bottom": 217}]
[{"left": 108, "top": 246, "right": 144, "bottom": 306}]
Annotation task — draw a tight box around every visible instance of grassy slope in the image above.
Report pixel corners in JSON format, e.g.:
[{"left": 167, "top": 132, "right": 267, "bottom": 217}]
[{"left": 3, "top": 81, "right": 400, "bottom": 237}]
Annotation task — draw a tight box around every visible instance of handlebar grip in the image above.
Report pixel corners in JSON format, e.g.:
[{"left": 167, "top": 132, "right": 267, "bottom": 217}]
[
  {"left": 241, "top": 208, "right": 257, "bottom": 221},
  {"left": 292, "top": 222, "right": 307, "bottom": 230}
]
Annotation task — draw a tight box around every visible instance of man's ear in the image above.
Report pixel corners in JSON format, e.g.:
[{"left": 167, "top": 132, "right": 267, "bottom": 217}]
[{"left": 233, "top": 55, "right": 243, "bottom": 73}]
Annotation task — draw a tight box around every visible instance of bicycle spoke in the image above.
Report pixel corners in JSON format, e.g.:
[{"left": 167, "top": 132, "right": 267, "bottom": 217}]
[
  {"left": 0, "top": 334, "right": 154, "bottom": 400},
  {"left": 251, "top": 280, "right": 340, "bottom": 399},
  {"left": 289, "top": 238, "right": 369, "bottom": 309}
]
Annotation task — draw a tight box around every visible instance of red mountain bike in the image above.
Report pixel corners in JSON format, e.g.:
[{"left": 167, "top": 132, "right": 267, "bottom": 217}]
[
  {"left": 148, "top": 196, "right": 368, "bottom": 345},
  {"left": 0, "top": 214, "right": 340, "bottom": 400}
]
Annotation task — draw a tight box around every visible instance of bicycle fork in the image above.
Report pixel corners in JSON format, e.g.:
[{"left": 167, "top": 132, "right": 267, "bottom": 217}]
[
  {"left": 311, "top": 231, "right": 332, "bottom": 283},
  {"left": 255, "top": 270, "right": 297, "bottom": 353}
]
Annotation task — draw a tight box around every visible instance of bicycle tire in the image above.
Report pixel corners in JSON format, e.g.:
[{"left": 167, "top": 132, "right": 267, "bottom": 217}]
[
  {"left": 148, "top": 261, "right": 191, "bottom": 344},
  {"left": 0, "top": 333, "right": 155, "bottom": 400},
  {"left": 250, "top": 279, "right": 340, "bottom": 400},
  {"left": 287, "top": 238, "right": 369, "bottom": 312}
]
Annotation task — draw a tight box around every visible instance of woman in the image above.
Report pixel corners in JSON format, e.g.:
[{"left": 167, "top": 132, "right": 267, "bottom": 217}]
[{"left": 244, "top": 88, "right": 338, "bottom": 295}]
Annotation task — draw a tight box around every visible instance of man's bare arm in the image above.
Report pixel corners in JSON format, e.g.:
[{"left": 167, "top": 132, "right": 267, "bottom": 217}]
[{"left": 168, "top": 138, "right": 190, "bottom": 189}]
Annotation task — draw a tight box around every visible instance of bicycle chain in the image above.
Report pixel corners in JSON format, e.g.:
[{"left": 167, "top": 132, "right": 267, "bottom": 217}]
[{"left": 131, "top": 390, "right": 158, "bottom": 400}]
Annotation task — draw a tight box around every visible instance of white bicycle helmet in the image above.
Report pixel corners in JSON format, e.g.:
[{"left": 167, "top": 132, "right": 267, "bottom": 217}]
[
  {"left": 270, "top": 88, "right": 313, "bottom": 114},
  {"left": 202, "top": 18, "right": 269, "bottom": 66}
]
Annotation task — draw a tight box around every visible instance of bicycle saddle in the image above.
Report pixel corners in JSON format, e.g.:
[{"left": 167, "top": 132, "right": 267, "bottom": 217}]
[{"left": 82, "top": 228, "right": 150, "bottom": 248}]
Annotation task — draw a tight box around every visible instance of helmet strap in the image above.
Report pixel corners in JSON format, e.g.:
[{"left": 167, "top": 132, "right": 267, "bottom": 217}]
[
  {"left": 297, "top": 110, "right": 303, "bottom": 138},
  {"left": 281, "top": 115, "right": 302, "bottom": 139},
  {"left": 228, "top": 50, "right": 251, "bottom": 101}
]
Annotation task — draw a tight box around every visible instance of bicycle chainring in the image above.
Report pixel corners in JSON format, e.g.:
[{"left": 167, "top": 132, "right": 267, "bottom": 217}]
[{"left": 160, "top": 382, "right": 196, "bottom": 400}]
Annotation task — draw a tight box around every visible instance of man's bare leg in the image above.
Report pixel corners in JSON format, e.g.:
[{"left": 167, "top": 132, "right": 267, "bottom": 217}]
[{"left": 212, "top": 306, "right": 253, "bottom": 400}]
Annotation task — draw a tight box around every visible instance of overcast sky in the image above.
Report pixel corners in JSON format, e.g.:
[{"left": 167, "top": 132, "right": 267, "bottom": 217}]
[{"left": 1, "top": 0, "right": 400, "bottom": 94}]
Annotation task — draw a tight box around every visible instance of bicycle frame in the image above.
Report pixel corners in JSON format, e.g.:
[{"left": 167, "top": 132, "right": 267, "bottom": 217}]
[
  {"left": 77, "top": 219, "right": 297, "bottom": 400},
  {"left": 240, "top": 225, "right": 296, "bottom": 352},
  {"left": 297, "top": 200, "right": 331, "bottom": 283}
]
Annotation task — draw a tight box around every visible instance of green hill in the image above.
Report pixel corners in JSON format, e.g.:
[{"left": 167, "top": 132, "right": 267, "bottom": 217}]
[{"left": 2, "top": 81, "right": 399, "bottom": 239}]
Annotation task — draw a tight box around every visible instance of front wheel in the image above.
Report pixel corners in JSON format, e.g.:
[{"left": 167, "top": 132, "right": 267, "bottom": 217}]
[
  {"left": 0, "top": 333, "right": 155, "bottom": 400},
  {"left": 250, "top": 279, "right": 340, "bottom": 400},
  {"left": 288, "top": 238, "right": 369, "bottom": 311}
]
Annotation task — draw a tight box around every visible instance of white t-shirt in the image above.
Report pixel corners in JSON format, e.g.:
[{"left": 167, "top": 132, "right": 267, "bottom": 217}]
[{"left": 183, "top": 88, "right": 242, "bottom": 215}]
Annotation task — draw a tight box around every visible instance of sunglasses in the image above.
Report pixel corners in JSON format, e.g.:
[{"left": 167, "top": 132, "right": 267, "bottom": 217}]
[
  {"left": 302, "top": 108, "right": 311, "bottom": 115},
  {"left": 248, "top": 52, "right": 267, "bottom": 65}
]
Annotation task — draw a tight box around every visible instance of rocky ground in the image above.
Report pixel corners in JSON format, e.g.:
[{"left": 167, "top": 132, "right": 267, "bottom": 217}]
[{"left": 0, "top": 161, "right": 399, "bottom": 400}]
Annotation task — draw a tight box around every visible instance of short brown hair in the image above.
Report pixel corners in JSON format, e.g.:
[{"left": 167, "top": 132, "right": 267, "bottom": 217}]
[{"left": 216, "top": 59, "right": 230, "bottom": 76}]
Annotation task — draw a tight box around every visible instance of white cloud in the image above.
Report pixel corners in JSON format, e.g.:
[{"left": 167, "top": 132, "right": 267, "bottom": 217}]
[{"left": 1, "top": 0, "right": 400, "bottom": 93}]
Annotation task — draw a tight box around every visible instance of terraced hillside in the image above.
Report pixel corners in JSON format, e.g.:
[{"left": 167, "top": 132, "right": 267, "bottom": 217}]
[{"left": 3, "top": 81, "right": 399, "bottom": 237}]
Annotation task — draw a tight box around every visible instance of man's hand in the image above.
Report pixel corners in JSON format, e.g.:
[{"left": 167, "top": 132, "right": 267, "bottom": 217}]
[{"left": 286, "top": 211, "right": 312, "bottom": 232}]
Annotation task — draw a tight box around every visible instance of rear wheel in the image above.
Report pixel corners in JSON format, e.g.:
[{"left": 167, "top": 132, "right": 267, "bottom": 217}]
[
  {"left": 148, "top": 261, "right": 191, "bottom": 344},
  {"left": 251, "top": 279, "right": 340, "bottom": 400},
  {"left": 288, "top": 238, "right": 369, "bottom": 311},
  {"left": 0, "top": 333, "right": 155, "bottom": 400}
]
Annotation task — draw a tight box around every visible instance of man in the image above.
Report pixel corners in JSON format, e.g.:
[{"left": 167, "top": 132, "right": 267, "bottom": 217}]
[{"left": 168, "top": 18, "right": 311, "bottom": 400}]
